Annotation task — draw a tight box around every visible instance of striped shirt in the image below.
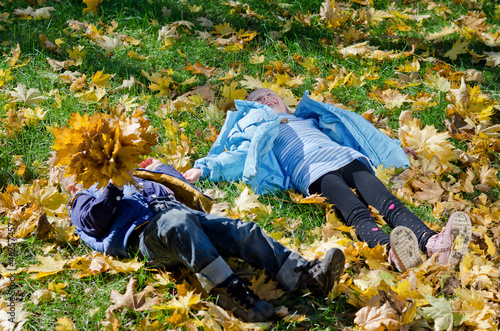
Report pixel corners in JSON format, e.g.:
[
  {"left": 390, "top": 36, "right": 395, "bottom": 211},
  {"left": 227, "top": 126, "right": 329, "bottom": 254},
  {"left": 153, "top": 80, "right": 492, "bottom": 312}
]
[{"left": 273, "top": 113, "right": 372, "bottom": 195}]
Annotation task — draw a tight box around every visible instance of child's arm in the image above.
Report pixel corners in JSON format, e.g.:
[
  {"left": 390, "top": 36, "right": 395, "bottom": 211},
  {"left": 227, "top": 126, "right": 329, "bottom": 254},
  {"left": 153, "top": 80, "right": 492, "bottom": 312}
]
[
  {"left": 70, "top": 183, "right": 124, "bottom": 237},
  {"left": 185, "top": 148, "right": 249, "bottom": 183}
]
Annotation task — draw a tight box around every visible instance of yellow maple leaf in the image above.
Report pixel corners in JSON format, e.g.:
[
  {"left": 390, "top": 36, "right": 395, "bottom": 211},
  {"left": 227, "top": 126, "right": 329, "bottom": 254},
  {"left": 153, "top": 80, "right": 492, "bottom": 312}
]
[
  {"left": 13, "top": 155, "right": 26, "bottom": 177},
  {"left": 374, "top": 164, "right": 394, "bottom": 185},
  {"left": 289, "top": 190, "right": 328, "bottom": 204},
  {"left": 213, "top": 22, "right": 234, "bottom": 37},
  {"left": 219, "top": 81, "right": 246, "bottom": 110},
  {"left": 69, "top": 74, "right": 87, "bottom": 91},
  {"left": 224, "top": 42, "right": 243, "bottom": 52},
  {"left": 109, "top": 256, "right": 144, "bottom": 273},
  {"left": 250, "top": 272, "right": 285, "bottom": 300},
  {"left": 239, "top": 75, "right": 263, "bottom": 89},
  {"left": 399, "top": 111, "right": 457, "bottom": 174},
  {"left": 362, "top": 244, "right": 388, "bottom": 271},
  {"left": 6, "top": 44, "right": 21, "bottom": 67},
  {"left": 75, "top": 86, "right": 107, "bottom": 103},
  {"left": 0, "top": 68, "right": 14, "bottom": 87},
  {"left": 369, "top": 87, "right": 411, "bottom": 109},
  {"left": 55, "top": 317, "right": 75, "bottom": 331},
  {"left": 424, "top": 72, "right": 451, "bottom": 92},
  {"left": 21, "top": 106, "right": 47, "bottom": 126},
  {"left": 27, "top": 252, "right": 68, "bottom": 279},
  {"left": 91, "top": 70, "right": 113, "bottom": 87},
  {"left": 187, "top": 4, "right": 202, "bottom": 12},
  {"left": 109, "top": 277, "right": 162, "bottom": 312},
  {"left": 31, "top": 288, "right": 55, "bottom": 305},
  {"left": 83, "top": 0, "right": 103, "bottom": 14},
  {"left": 157, "top": 118, "right": 194, "bottom": 172},
  {"left": 473, "top": 163, "right": 498, "bottom": 188},
  {"left": 425, "top": 26, "right": 457, "bottom": 43},
  {"left": 320, "top": 0, "right": 350, "bottom": 29},
  {"left": 67, "top": 46, "right": 85, "bottom": 66},
  {"left": 141, "top": 70, "right": 172, "bottom": 97},
  {"left": 444, "top": 40, "right": 469, "bottom": 60},
  {"left": 162, "top": 290, "right": 201, "bottom": 311}
]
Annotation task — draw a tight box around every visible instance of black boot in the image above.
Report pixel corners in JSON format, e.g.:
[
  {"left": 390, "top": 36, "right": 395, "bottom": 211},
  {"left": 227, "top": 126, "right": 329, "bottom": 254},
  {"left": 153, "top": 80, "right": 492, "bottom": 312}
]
[
  {"left": 210, "top": 274, "right": 274, "bottom": 322},
  {"left": 295, "top": 248, "right": 345, "bottom": 297}
]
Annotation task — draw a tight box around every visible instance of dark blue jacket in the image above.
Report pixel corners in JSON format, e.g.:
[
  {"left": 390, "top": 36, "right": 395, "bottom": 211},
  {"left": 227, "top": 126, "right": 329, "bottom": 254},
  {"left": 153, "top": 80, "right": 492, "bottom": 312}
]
[{"left": 69, "top": 164, "right": 212, "bottom": 257}]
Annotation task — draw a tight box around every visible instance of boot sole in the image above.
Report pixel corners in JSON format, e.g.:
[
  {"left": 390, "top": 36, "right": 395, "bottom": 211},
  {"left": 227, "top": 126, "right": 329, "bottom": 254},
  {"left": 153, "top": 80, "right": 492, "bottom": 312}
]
[
  {"left": 390, "top": 226, "right": 423, "bottom": 272},
  {"left": 214, "top": 292, "right": 274, "bottom": 322},
  {"left": 328, "top": 248, "right": 345, "bottom": 293},
  {"left": 447, "top": 211, "right": 472, "bottom": 268}
]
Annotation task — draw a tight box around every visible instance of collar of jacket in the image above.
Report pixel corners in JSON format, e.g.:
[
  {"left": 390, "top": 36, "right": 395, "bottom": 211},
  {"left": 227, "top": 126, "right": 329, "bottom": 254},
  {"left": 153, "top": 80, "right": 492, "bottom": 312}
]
[{"left": 133, "top": 169, "right": 213, "bottom": 213}]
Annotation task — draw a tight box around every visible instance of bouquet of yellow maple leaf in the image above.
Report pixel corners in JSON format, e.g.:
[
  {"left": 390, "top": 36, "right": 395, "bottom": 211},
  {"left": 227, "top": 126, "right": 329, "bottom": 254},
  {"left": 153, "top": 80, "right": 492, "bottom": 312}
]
[{"left": 51, "top": 109, "right": 157, "bottom": 189}]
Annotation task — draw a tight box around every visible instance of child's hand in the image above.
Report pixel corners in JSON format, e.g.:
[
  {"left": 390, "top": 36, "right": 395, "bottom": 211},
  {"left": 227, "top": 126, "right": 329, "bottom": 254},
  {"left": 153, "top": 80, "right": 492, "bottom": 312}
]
[
  {"left": 182, "top": 168, "right": 202, "bottom": 183},
  {"left": 139, "top": 157, "right": 162, "bottom": 170},
  {"left": 139, "top": 157, "right": 154, "bottom": 168},
  {"left": 403, "top": 147, "right": 417, "bottom": 158}
]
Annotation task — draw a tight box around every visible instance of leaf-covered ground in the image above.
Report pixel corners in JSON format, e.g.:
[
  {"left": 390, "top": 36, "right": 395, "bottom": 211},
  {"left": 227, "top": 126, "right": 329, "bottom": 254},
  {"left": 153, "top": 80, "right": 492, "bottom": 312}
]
[{"left": 1, "top": 0, "right": 499, "bottom": 330}]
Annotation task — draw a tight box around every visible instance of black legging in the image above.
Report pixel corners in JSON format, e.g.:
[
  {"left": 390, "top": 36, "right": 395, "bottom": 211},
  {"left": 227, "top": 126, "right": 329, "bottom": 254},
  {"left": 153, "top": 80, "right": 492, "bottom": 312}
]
[{"left": 309, "top": 160, "right": 436, "bottom": 252}]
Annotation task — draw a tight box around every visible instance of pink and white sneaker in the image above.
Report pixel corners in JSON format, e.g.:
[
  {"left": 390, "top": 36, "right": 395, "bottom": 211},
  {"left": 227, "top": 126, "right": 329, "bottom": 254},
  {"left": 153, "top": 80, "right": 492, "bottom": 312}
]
[
  {"left": 425, "top": 211, "right": 472, "bottom": 268},
  {"left": 388, "top": 226, "right": 423, "bottom": 272}
]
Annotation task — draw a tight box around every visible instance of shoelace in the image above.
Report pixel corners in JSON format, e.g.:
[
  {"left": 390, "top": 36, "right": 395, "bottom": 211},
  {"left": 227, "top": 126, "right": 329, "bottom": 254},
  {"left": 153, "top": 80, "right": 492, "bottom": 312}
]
[{"left": 293, "top": 259, "right": 317, "bottom": 274}]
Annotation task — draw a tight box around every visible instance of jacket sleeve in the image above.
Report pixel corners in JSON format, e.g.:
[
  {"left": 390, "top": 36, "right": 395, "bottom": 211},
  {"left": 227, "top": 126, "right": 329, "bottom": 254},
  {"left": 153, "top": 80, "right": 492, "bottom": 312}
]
[
  {"left": 193, "top": 101, "right": 284, "bottom": 193},
  {"left": 194, "top": 147, "right": 249, "bottom": 182},
  {"left": 193, "top": 104, "right": 257, "bottom": 182},
  {"left": 70, "top": 183, "right": 125, "bottom": 237}
]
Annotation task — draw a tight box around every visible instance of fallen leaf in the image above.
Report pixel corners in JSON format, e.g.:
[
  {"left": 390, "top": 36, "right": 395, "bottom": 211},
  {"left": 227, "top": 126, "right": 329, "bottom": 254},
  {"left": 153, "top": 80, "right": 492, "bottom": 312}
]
[
  {"left": 419, "top": 295, "right": 453, "bottom": 331},
  {"left": 9, "top": 84, "right": 46, "bottom": 106},
  {"left": 27, "top": 252, "right": 68, "bottom": 278},
  {"left": 250, "top": 272, "right": 285, "bottom": 300},
  {"left": 109, "top": 277, "right": 162, "bottom": 312},
  {"left": 83, "top": 0, "right": 103, "bottom": 13},
  {"left": 354, "top": 302, "right": 401, "bottom": 331},
  {"left": 54, "top": 317, "right": 75, "bottom": 331}
]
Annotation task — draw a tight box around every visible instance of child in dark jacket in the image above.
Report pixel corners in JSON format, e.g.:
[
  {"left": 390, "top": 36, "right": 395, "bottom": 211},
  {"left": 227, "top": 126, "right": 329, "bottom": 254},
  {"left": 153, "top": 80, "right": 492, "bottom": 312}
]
[{"left": 67, "top": 158, "right": 345, "bottom": 322}]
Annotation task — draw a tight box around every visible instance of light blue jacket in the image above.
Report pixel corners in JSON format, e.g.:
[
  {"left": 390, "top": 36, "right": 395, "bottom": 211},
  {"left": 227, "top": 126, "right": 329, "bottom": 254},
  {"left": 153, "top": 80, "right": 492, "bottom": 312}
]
[{"left": 194, "top": 91, "right": 409, "bottom": 194}]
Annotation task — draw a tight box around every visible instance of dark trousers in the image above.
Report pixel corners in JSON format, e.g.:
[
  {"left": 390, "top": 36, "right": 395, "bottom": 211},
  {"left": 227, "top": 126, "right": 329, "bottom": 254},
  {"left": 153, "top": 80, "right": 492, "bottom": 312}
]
[
  {"left": 129, "top": 200, "right": 306, "bottom": 291},
  {"left": 309, "top": 160, "right": 436, "bottom": 252}
]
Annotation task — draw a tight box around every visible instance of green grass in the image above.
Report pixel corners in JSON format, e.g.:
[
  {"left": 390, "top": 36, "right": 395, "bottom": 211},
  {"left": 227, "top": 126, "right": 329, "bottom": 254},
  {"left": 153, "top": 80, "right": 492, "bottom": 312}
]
[{"left": 1, "top": 0, "right": 499, "bottom": 329}]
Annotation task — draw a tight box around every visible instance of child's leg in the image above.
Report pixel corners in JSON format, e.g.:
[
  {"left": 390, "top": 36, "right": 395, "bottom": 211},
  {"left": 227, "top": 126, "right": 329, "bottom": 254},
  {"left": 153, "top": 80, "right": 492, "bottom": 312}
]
[
  {"left": 309, "top": 169, "right": 391, "bottom": 249},
  {"left": 333, "top": 160, "right": 437, "bottom": 253}
]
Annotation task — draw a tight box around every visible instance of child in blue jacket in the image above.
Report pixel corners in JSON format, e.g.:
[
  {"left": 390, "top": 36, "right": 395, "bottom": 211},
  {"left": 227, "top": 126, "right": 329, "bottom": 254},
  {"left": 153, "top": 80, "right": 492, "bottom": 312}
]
[
  {"left": 67, "top": 158, "right": 345, "bottom": 322},
  {"left": 183, "top": 89, "right": 472, "bottom": 272}
]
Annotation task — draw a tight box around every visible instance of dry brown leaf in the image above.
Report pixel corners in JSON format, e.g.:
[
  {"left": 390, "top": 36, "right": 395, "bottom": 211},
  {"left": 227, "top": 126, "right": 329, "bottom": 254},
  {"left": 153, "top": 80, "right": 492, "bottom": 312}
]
[
  {"left": 109, "top": 277, "right": 162, "bottom": 312},
  {"left": 412, "top": 178, "right": 444, "bottom": 204},
  {"left": 354, "top": 302, "right": 401, "bottom": 330}
]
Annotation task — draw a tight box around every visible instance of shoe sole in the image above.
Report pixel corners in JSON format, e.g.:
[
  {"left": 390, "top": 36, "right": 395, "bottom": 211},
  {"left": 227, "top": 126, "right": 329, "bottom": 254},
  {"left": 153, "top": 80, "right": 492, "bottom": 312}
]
[
  {"left": 325, "top": 248, "right": 345, "bottom": 295},
  {"left": 214, "top": 292, "right": 274, "bottom": 322},
  {"left": 447, "top": 211, "right": 472, "bottom": 268},
  {"left": 390, "top": 226, "right": 423, "bottom": 272}
]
